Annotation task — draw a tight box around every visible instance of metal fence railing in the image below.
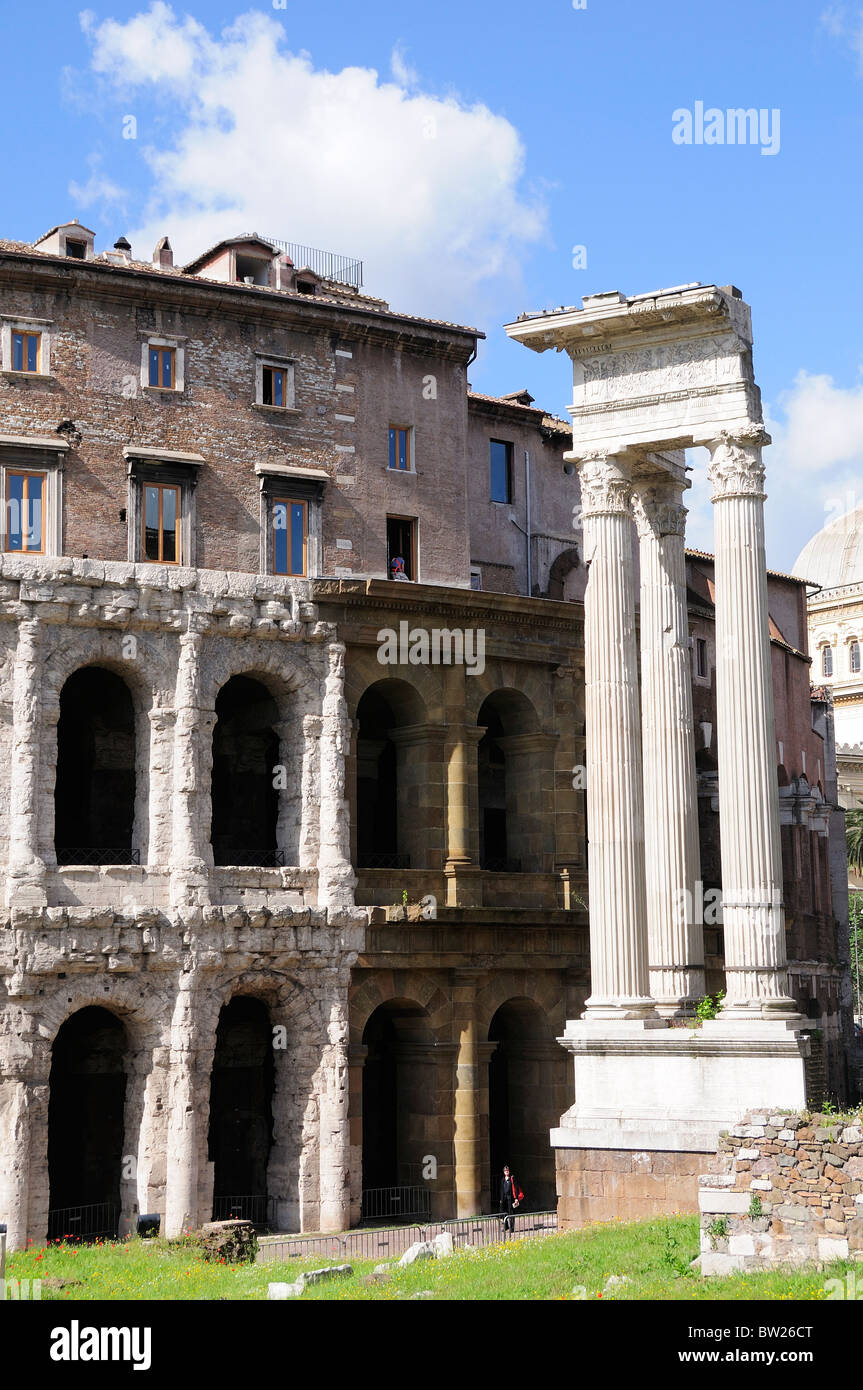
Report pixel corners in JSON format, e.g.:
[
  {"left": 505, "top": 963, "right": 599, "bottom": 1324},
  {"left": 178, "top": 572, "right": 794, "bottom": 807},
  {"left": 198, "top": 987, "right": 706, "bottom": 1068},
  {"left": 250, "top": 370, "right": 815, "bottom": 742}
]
[
  {"left": 47, "top": 1203, "right": 120, "bottom": 1242},
  {"left": 55, "top": 848, "right": 140, "bottom": 866},
  {"left": 211, "top": 1195, "right": 276, "bottom": 1228},
  {"left": 257, "top": 1209, "right": 557, "bottom": 1266},
  {"left": 360, "top": 1186, "right": 431, "bottom": 1224},
  {"left": 263, "top": 237, "right": 363, "bottom": 290}
]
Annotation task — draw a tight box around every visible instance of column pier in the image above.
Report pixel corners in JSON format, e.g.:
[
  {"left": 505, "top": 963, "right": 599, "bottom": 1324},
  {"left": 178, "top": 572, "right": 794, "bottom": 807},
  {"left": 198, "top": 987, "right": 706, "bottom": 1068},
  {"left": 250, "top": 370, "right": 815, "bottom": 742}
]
[
  {"left": 453, "top": 969, "right": 484, "bottom": 1217},
  {"left": 6, "top": 616, "right": 47, "bottom": 908},
  {"left": 578, "top": 453, "right": 655, "bottom": 1018},
  {"left": 318, "top": 643, "right": 357, "bottom": 910},
  {"left": 706, "top": 429, "right": 798, "bottom": 1019}
]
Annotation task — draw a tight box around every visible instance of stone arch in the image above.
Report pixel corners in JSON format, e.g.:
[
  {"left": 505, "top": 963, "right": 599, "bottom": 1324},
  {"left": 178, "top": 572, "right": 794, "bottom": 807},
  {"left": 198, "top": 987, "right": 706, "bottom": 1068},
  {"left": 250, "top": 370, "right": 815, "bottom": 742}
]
[
  {"left": 40, "top": 634, "right": 171, "bottom": 866},
  {"left": 475, "top": 688, "right": 547, "bottom": 872},
  {"left": 358, "top": 994, "right": 441, "bottom": 1217},
  {"left": 205, "top": 649, "right": 320, "bottom": 869},
  {"left": 352, "top": 676, "right": 438, "bottom": 871},
  {"left": 193, "top": 970, "right": 325, "bottom": 1233},
  {"left": 547, "top": 546, "right": 582, "bottom": 601},
  {"left": 480, "top": 984, "right": 567, "bottom": 1214},
  {"left": 46, "top": 1004, "right": 129, "bottom": 1239}
]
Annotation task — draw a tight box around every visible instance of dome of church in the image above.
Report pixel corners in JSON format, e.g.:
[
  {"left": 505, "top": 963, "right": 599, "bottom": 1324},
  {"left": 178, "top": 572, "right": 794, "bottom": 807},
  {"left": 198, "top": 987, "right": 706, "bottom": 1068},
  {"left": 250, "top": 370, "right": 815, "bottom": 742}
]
[{"left": 793, "top": 502, "right": 863, "bottom": 589}]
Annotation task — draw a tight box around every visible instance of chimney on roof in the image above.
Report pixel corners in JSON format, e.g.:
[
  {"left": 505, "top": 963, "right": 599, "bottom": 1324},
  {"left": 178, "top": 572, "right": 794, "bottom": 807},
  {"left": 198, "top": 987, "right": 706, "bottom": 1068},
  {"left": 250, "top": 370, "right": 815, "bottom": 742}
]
[
  {"left": 113, "top": 235, "right": 132, "bottom": 260},
  {"left": 153, "top": 236, "right": 173, "bottom": 270}
]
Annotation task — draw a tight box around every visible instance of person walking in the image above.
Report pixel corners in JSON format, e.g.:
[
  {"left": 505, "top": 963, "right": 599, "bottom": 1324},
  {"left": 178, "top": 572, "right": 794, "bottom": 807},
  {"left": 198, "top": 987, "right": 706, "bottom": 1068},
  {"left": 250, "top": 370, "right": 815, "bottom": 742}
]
[{"left": 499, "top": 1164, "right": 524, "bottom": 1235}]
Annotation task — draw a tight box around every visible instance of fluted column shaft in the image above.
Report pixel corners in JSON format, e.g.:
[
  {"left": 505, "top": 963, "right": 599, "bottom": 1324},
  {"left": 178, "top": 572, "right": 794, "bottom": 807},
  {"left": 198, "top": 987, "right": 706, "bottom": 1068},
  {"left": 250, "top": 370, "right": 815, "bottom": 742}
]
[
  {"left": 707, "top": 430, "right": 796, "bottom": 1016},
  {"left": 634, "top": 482, "right": 705, "bottom": 1013},
  {"left": 578, "top": 454, "right": 654, "bottom": 1017}
]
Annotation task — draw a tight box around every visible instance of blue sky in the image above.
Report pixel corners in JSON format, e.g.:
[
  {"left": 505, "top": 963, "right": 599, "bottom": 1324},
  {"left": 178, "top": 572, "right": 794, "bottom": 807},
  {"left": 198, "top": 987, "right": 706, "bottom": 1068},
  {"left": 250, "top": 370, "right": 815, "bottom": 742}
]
[{"left": 3, "top": 0, "right": 863, "bottom": 569}]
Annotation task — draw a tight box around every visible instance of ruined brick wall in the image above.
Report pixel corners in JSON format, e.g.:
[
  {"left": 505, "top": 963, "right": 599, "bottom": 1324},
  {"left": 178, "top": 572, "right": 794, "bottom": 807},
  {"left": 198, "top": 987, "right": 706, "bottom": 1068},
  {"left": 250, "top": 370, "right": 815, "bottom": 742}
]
[{"left": 699, "top": 1109, "right": 863, "bottom": 1273}]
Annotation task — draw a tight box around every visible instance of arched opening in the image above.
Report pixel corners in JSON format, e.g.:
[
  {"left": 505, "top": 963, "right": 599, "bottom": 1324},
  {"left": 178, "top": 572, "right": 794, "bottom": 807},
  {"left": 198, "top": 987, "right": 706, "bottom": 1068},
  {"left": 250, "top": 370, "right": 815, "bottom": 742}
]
[
  {"left": 355, "top": 678, "right": 427, "bottom": 869},
  {"left": 546, "top": 546, "right": 581, "bottom": 602},
  {"left": 488, "top": 998, "right": 561, "bottom": 1212},
  {"left": 47, "top": 1007, "right": 127, "bottom": 1240},
  {"left": 477, "top": 690, "right": 541, "bottom": 872},
  {"left": 208, "top": 996, "right": 275, "bottom": 1225},
  {"left": 211, "top": 675, "right": 280, "bottom": 866},
  {"left": 54, "top": 667, "right": 136, "bottom": 865},
  {"left": 361, "top": 999, "right": 436, "bottom": 1222}
]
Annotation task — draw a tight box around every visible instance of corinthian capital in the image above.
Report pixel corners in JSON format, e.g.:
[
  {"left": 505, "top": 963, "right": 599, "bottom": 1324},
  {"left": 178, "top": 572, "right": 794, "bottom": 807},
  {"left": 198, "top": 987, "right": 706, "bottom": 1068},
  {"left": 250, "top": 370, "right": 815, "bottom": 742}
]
[
  {"left": 631, "top": 482, "right": 688, "bottom": 540},
  {"left": 706, "top": 427, "right": 770, "bottom": 502},
  {"left": 576, "top": 453, "right": 634, "bottom": 519}
]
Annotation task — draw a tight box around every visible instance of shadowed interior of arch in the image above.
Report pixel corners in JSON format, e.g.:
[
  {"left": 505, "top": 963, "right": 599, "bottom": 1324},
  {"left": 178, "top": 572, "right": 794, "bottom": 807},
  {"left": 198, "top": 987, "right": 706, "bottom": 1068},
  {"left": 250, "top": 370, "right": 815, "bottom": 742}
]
[
  {"left": 355, "top": 677, "right": 427, "bottom": 870},
  {"left": 207, "top": 996, "right": 275, "bottom": 1224},
  {"left": 47, "top": 1006, "right": 127, "bottom": 1239},
  {"left": 54, "top": 667, "right": 136, "bottom": 864},
  {"left": 360, "top": 998, "right": 438, "bottom": 1220},
  {"left": 477, "top": 689, "right": 540, "bottom": 873},
  {"left": 488, "top": 997, "right": 563, "bottom": 1212},
  {"left": 210, "top": 674, "right": 280, "bottom": 867}
]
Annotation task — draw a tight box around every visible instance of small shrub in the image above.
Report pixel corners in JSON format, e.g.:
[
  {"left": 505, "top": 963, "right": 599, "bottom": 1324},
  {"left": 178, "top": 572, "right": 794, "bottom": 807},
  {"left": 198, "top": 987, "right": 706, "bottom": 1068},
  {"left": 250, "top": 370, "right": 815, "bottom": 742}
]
[{"left": 748, "top": 1194, "right": 763, "bottom": 1219}]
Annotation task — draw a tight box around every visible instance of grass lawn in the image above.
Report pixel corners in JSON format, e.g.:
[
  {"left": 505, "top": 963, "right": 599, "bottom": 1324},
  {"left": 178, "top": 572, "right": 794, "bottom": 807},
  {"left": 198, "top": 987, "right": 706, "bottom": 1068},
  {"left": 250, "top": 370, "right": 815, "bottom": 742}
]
[{"left": 5, "top": 1215, "right": 854, "bottom": 1301}]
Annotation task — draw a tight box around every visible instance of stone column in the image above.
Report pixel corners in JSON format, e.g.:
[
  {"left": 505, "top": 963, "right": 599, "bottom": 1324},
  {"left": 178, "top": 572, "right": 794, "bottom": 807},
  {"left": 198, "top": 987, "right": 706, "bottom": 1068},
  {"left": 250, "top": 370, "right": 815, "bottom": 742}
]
[
  {"left": 5, "top": 616, "right": 46, "bottom": 907},
  {"left": 577, "top": 454, "right": 655, "bottom": 1017},
  {"left": 633, "top": 481, "right": 705, "bottom": 1014},
  {"left": 444, "top": 679, "right": 484, "bottom": 906},
  {"left": 318, "top": 991, "right": 351, "bottom": 1232},
  {"left": 170, "top": 628, "right": 214, "bottom": 906},
  {"left": 163, "top": 981, "right": 201, "bottom": 1238},
  {"left": 453, "top": 969, "right": 483, "bottom": 1217},
  {"left": 706, "top": 429, "right": 797, "bottom": 1016},
  {"left": 0, "top": 1068, "right": 37, "bottom": 1250},
  {"left": 318, "top": 642, "right": 357, "bottom": 910}
]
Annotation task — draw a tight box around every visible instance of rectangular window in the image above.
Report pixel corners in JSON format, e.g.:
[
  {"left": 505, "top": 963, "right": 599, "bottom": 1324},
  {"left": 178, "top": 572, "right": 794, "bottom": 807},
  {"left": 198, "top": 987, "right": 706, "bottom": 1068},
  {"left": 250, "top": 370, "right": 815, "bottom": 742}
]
[
  {"left": 695, "top": 637, "right": 708, "bottom": 678},
  {"left": 4, "top": 471, "right": 45, "bottom": 553},
  {"left": 65, "top": 239, "right": 86, "bottom": 259},
  {"left": 148, "top": 346, "right": 175, "bottom": 389},
  {"left": 142, "top": 482, "right": 180, "bottom": 563},
  {"left": 272, "top": 497, "right": 307, "bottom": 576},
  {"left": 262, "top": 365, "right": 287, "bottom": 407},
  {"left": 387, "top": 515, "right": 417, "bottom": 580},
  {"left": 388, "top": 427, "right": 411, "bottom": 471},
  {"left": 12, "top": 331, "right": 40, "bottom": 374},
  {"left": 490, "top": 439, "right": 512, "bottom": 503}
]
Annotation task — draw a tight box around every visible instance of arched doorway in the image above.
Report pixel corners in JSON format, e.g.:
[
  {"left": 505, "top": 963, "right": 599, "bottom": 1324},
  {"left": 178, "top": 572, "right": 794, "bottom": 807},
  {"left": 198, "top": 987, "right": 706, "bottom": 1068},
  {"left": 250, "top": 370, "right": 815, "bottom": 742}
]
[
  {"left": 355, "top": 678, "right": 427, "bottom": 870},
  {"left": 211, "top": 675, "right": 280, "bottom": 866},
  {"left": 207, "top": 996, "right": 275, "bottom": 1225},
  {"left": 477, "top": 690, "right": 541, "bottom": 872},
  {"left": 47, "top": 1007, "right": 127, "bottom": 1240},
  {"left": 361, "top": 999, "right": 437, "bottom": 1222},
  {"left": 54, "top": 667, "right": 136, "bottom": 865},
  {"left": 488, "top": 998, "right": 562, "bottom": 1211}
]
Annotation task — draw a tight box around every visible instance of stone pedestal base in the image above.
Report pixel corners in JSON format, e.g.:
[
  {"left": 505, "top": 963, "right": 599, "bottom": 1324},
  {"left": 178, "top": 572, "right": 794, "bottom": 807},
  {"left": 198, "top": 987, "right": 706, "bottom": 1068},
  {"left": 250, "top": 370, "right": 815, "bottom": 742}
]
[
  {"left": 552, "top": 1017, "right": 811, "bottom": 1228},
  {"left": 444, "top": 863, "right": 483, "bottom": 908}
]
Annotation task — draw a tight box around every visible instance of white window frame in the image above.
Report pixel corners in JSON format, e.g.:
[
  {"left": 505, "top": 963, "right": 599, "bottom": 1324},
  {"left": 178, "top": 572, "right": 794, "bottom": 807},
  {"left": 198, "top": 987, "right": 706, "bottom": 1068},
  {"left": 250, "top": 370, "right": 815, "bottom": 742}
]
[
  {"left": 254, "top": 353, "right": 297, "bottom": 411},
  {"left": 140, "top": 336, "right": 186, "bottom": 393},
  {"left": 0, "top": 439, "right": 66, "bottom": 556},
  {"left": 1, "top": 316, "right": 52, "bottom": 376}
]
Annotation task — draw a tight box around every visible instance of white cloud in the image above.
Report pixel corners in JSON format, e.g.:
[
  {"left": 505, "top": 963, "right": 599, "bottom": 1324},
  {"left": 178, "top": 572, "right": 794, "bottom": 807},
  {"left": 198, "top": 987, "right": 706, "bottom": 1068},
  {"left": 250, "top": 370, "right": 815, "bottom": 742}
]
[
  {"left": 683, "top": 370, "right": 863, "bottom": 574},
  {"left": 68, "top": 154, "right": 129, "bottom": 215},
  {"left": 76, "top": 4, "right": 547, "bottom": 325}
]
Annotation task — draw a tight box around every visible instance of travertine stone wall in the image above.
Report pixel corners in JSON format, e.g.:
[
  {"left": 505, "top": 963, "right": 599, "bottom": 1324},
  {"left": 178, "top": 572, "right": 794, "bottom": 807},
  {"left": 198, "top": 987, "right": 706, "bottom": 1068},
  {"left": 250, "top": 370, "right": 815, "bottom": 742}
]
[
  {"left": 699, "top": 1109, "right": 863, "bottom": 1273},
  {"left": 0, "top": 904, "right": 364, "bottom": 1246}
]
